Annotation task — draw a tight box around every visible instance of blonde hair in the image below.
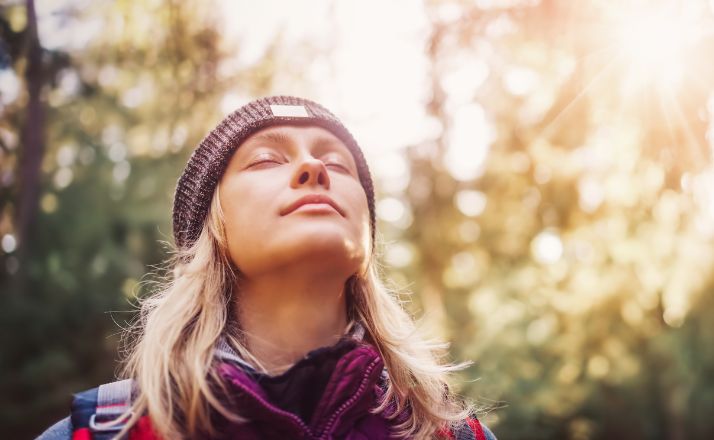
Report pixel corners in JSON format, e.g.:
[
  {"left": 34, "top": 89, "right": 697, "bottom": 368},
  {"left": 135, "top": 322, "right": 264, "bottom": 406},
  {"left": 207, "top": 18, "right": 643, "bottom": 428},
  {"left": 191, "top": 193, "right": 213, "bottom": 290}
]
[{"left": 115, "top": 189, "right": 473, "bottom": 439}]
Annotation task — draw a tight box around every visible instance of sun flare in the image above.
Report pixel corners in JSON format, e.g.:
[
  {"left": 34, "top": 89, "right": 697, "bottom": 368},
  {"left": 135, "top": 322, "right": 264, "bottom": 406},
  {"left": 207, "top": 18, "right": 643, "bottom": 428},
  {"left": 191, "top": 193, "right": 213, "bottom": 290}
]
[{"left": 614, "top": 8, "right": 701, "bottom": 90}]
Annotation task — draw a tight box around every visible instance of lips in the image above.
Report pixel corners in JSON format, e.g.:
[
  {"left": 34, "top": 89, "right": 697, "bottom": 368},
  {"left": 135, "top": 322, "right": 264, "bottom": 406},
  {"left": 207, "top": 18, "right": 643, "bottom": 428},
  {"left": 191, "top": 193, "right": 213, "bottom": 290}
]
[{"left": 281, "top": 194, "right": 345, "bottom": 217}]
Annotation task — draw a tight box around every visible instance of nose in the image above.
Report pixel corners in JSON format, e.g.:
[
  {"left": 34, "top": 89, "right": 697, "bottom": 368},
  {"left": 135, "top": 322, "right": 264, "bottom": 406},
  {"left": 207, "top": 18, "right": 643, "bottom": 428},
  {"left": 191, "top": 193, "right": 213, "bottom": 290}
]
[{"left": 291, "top": 157, "right": 331, "bottom": 190}]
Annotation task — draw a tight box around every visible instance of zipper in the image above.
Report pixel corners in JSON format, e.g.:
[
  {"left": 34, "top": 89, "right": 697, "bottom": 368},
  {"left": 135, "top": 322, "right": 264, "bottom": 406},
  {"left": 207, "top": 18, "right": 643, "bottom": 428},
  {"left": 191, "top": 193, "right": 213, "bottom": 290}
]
[
  {"left": 315, "top": 357, "right": 382, "bottom": 439},
  {"left": 221, "top": 365, "right": 313, "bottom": 438}
]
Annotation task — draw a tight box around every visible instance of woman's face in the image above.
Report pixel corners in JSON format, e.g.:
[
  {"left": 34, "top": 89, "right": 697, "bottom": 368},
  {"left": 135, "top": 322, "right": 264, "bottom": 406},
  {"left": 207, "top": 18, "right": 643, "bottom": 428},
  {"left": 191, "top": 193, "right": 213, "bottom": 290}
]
[{"left": 218, "top": 124, "right": 371, "bottom": 279}]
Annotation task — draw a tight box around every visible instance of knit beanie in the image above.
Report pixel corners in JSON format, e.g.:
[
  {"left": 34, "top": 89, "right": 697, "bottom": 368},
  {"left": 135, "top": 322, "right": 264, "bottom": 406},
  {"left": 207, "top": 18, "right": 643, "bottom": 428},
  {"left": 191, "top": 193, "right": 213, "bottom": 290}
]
[{"left": 172, "top": 95, "right": 376, "bottom": 252}]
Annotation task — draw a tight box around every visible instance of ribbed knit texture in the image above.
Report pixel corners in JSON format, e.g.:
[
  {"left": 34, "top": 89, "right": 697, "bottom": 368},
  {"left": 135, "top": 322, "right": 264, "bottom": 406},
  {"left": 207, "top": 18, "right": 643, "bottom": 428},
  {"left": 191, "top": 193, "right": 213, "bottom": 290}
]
[{"left": 172, "top": 96, "right": 376, "bottom": 252}]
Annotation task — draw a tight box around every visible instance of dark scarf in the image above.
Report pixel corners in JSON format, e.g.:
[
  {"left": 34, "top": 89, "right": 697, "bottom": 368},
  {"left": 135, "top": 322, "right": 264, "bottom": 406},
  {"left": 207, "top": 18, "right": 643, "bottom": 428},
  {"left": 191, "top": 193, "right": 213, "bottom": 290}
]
[{"left": 214, "top": 322, "right": 374, "bottom": 424}]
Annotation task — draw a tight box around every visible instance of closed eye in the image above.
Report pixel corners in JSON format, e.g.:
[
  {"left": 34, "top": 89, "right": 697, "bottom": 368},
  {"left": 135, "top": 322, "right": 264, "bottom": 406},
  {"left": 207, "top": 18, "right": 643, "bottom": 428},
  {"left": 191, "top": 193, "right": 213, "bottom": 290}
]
[
  {"left": 247, "top": 154, "right": 283, "bottom": 168},
  {"left": 250, "top": 158, "right": 281, "bottom": 166},
  {"left": 325, "top": 162, "right": 351, "bottom": 173}
]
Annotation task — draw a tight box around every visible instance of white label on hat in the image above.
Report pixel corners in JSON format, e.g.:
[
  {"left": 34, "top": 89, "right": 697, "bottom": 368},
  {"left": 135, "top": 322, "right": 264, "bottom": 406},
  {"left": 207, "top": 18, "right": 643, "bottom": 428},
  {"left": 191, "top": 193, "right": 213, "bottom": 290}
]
[{"left": 270, "top": 104, "right": 309, "bottom": 117}]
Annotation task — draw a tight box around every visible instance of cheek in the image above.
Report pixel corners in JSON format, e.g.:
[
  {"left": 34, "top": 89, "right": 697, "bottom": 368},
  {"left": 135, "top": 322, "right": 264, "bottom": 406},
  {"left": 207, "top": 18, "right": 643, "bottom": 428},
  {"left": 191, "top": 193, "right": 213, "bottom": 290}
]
[
  {"left": 346, "top": 186, "right": 372, "bottom": 245},
  {"left": 219, "top": 181, "right": 273, "bottom": 261},
  {"left": 351, "top": 193, "right": 372, "bottom": 272}
]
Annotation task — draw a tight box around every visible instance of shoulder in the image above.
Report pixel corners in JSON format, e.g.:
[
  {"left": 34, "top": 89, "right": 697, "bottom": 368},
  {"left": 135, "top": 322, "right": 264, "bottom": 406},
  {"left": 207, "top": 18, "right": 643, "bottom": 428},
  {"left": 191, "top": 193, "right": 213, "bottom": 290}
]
[
  {"left": 35, "top": 416, "right": 72, "bottom": 440},
  {"left": 35, "top": 385, "right": 99, "bottom": 440},
  {"left": 481, "top": 421, "right": 498, "bottom": 440},
  {"left": 439, "top": 417, "right": 498, "bottom": 440},
  {"left": 66, "top": 385, "right": 103, "bottom": 433},
  {"left": 35, "top": 386, "right": 98, "bottom": 440},
  {"left": 37, "top": 380, "right": 134, "bottom": 440},
  {"left": 466, "top": 418, "right": 498, "bottom": 440}
]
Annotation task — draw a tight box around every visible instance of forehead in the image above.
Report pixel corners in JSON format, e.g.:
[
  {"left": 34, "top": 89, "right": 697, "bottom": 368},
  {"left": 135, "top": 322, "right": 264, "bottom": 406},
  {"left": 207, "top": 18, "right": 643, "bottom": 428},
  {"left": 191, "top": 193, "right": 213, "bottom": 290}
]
[{"left": 238, "top": 124, "right": 349, "bottom": 152}]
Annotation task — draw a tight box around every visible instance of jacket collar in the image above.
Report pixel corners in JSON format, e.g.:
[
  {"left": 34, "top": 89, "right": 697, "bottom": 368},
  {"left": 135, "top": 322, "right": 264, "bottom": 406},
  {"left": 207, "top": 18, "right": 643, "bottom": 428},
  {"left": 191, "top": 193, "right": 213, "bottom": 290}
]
[
  {"left": 213, "top": 321, "right": 386, "bottom": 438},
  {"left": 213, "top": 320, "right": 367, "bottom": 373}
]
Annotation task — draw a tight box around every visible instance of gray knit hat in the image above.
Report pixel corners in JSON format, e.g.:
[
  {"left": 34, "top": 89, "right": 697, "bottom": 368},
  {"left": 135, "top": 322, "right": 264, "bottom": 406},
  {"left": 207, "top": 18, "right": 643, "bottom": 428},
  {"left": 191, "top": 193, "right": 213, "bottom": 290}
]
[{"left": 172, "top": 95, "right": 376, "bottom": 251}]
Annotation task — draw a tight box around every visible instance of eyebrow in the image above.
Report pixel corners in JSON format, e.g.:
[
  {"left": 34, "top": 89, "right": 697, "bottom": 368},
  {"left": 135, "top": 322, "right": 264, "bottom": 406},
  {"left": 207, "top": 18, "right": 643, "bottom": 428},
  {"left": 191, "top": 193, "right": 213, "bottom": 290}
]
[
  {"left": 249, "top": 130, "right": 291, "bottom": 146},
  {"left": 247, "top": 129, "right": 349, "bottom": 154}
]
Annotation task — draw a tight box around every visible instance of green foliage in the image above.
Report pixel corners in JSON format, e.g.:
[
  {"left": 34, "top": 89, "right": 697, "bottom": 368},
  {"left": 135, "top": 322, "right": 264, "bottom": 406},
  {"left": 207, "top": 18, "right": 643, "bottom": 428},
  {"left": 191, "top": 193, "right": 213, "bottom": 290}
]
[
  {"left": 2, "top": 0, "right": 714, "bottom": 439},
  {"left": 0, "top": 1, "right": 274, "bottom": 436}
]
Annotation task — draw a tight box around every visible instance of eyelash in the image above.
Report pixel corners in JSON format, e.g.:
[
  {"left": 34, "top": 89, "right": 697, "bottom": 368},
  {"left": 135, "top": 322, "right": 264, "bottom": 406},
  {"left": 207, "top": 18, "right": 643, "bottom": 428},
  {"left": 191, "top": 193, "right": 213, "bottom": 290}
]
[
  {"left": 249, "top": 158, "right": 281, "bottom": 167},
  {"left": 325, "top": 162, "right": 350, "bottom": 172},
  {"left": 248, "top": 157, "right": 350, "bottom": 172}
]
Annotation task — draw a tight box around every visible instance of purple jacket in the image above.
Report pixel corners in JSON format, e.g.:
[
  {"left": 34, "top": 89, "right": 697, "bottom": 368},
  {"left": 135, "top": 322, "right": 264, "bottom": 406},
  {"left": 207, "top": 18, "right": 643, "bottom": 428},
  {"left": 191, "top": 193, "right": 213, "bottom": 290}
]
[
  {"left": 215, "top": 338, "right": 394, "bottom": 439},
  {"left": 37, "top": 324, "right": 497, "bottom": 439},
  {"left": 211, "top": 324, "right": 496, "bottom": 439}
]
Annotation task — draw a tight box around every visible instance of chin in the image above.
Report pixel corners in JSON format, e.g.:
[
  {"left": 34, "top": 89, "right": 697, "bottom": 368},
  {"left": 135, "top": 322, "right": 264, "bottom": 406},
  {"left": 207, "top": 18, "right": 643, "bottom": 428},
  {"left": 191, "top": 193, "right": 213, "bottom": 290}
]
[
  {"left": 278, "top": 229, "right": 365, "bottom": 267},
  {"left": 301, "top": 236, "right": 363, "bottom": 261},
  {"left": 232, "top": 224, "right": 367, "bottom": 276}
]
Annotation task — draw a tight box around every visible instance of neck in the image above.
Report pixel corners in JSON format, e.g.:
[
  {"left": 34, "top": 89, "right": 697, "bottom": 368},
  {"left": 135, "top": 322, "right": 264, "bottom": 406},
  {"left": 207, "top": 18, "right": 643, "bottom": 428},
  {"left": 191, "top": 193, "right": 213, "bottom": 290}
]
[{"left": 235, "top": 266, "right": 350, "bottom": 375}]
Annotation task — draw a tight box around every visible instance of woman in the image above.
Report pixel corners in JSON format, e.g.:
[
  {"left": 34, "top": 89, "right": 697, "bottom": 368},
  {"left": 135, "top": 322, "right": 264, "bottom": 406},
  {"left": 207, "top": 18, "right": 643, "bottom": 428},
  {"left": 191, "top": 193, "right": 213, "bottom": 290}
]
[{"left": 38, "top": 96, "right": 497, "bottom": 439}]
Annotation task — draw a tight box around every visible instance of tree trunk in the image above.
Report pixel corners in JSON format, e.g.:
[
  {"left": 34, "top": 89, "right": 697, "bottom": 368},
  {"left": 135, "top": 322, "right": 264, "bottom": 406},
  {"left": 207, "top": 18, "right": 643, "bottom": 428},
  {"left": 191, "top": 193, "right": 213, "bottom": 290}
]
[{"left": 16, "top": 0, "right": 45, "bottom": 287}]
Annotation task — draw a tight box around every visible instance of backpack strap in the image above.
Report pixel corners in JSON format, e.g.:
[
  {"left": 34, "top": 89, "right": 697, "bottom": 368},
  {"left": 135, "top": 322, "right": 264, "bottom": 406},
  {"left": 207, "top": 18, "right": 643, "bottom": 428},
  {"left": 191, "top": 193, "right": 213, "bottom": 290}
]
[
  {"left": 88, "top": 379, "right": 135, "bottom": 440},
  {"left": 438, "top": 417, "right": 488, "bottom": 440},
  {"left": 457, "top": 417, "right": 487, "bottom": 440}
]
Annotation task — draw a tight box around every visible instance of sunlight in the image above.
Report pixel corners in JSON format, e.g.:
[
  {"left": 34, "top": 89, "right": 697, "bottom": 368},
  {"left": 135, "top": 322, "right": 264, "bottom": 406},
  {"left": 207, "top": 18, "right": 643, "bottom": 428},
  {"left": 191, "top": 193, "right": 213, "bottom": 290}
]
[
  {"left": 0, "top": 69, "right": 20, "bottom": 105},
  {"left": 217, "top": 0, "right": 430, "bottom": 154},
  {"left": 615, "top": 8, "right": 700, "bottom": 91},
  {"left": 531, "top": 229, "right": 564, "bottom": 264},
  {"left": 445, "top": 103, "right": 495, "bottom": 181}
]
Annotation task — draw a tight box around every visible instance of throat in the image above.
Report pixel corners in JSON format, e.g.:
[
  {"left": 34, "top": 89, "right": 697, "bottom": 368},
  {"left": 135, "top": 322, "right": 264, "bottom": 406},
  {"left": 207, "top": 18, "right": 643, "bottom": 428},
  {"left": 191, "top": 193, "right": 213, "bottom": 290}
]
[{"left": 235, "top": 272, "right": 351, "bottom": 375}]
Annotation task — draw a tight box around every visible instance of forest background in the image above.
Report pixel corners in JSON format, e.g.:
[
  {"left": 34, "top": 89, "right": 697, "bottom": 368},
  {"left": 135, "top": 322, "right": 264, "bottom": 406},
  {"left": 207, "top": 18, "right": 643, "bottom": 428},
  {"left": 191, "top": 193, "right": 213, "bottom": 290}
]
[{"left": 2, "top": 0, "right": 714, "bottom": 438}]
